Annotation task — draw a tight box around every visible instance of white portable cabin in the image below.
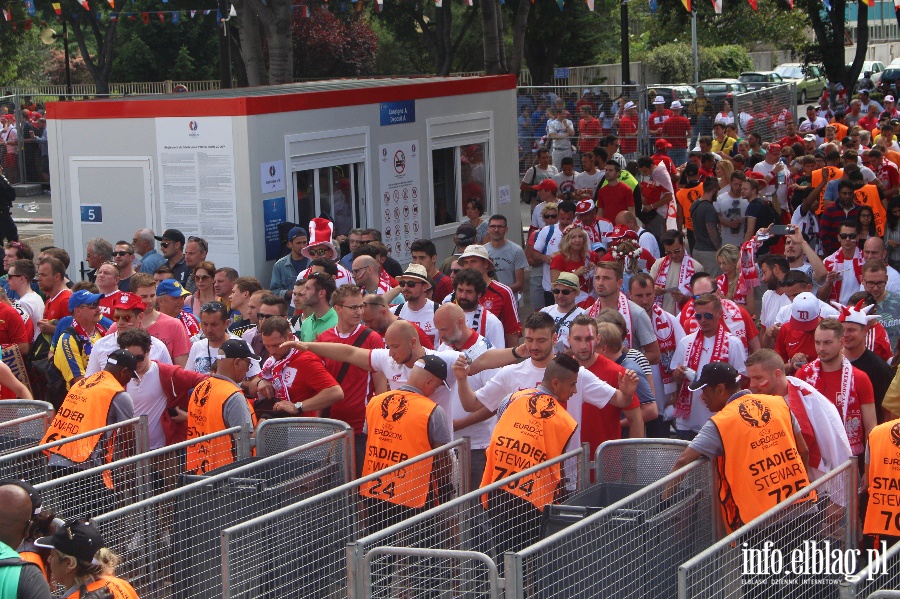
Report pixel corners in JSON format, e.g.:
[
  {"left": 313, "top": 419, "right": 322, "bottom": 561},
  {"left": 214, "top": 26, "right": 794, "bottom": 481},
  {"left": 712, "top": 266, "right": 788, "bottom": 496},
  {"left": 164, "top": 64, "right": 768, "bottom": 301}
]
[{"left": 46, "top": 75, "right": 520, "bottom": 281}]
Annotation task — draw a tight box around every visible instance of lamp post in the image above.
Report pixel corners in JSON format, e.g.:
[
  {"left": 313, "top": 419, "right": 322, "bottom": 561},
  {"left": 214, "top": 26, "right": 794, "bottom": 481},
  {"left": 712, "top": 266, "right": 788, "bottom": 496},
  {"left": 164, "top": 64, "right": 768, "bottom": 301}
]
[
  {"left": 621, "top": 0, "right": 630, "bottom": 85},
  {"left": 39, "top": 23, "right": 72, "bottom": 97}
]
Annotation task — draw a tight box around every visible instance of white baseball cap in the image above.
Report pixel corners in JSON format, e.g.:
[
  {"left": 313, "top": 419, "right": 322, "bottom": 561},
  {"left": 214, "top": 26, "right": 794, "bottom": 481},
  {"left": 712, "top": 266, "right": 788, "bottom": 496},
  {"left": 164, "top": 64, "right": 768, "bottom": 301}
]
[
  {"left": 887, "top": 95, "right": 896, "bottom": 103},
  {"left": 623, "top": 101, "right": 636, "bottom": 111},
  {"left": 790, "top": 292, "right": 821, "bottom": 332}
]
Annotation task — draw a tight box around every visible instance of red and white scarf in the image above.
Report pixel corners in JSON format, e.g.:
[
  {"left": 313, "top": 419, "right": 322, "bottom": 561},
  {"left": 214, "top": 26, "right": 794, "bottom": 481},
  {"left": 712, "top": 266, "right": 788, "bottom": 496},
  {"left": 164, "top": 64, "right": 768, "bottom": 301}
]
[
  {"left": 823, "top": 248, "right": 863, "bottom": 303},
  {"left": 739, "top": 238, "right": 760, "bottom": 289},
  {"left": 260, "top": 349, "right": 299, "bottom": 402},
  {"left": 680, "top": 299, "right": 748, "bottom": 351},
  {"left": 674, "top": 322, "right": 730, "bottom": 419},
  {"left": 652, "top": 304, "right": 678, "bottom": 386},
  {"left": 654, "top": 256, "right": 695, "bottom": 307},
  {"left": 715, "top": 273, "right": 748, "bottom": 305},
  {"left": 589, "top": 292, "right": 634, "bottom": 348},
  {"left": 802, "top": 357, "right": 861, "bottom": 452}
]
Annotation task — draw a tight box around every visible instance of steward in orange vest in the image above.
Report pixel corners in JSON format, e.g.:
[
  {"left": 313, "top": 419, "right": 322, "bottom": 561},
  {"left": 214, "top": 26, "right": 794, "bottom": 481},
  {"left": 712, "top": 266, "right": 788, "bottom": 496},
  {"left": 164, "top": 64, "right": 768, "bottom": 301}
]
[
  {"left": 480, "top": 354, "right": 579, "bottom": 556},
  {"left": 360, "top": 355, "right": 452, "bottom": 518},
  {"left": 33, "top": 518, "right": 139, "bottom": 599},
  {"left": 41, "top": 350, "right": 138, "bottom": 470},
  {"left": 852, "top": 177, "right": 887, "bottom": 236},
  {"left": 186, "top": 339, "right": 258, "bottom": 474},
  {"left": 669, "top": 362, "right": 812, "bottom": 534},
  {"left": 812, "top": 163, "right": 843, "bottom": 214},
  {"left": 863, "top": 419, "right": 900, "bottom": 550}
]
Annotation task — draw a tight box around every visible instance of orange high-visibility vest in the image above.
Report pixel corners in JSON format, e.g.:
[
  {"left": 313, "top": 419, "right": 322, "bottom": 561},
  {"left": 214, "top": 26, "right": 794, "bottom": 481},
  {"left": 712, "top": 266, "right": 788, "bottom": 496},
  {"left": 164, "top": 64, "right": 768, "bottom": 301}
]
[
  {"left": 854, "top": 184, "right": 886, "bottom": 236},
  {"left": 41, "top": 370, "right": 121, "bottom": 464},
  {"left": 18, "top": 551, "right": 46, "bottom": 580},
  {"left": 675, "top": 184, "right": 703, "bottom": 231},
  {"left": 864, "top": 420, "right": 900, "bottom": 536},
  {"left": 360, "top": 389, "right": 437, "bottom": 509},
  {"left": 812, "top": 166, "right": 843, "bottom": 214},
  {"left": 68, "top": 577, "right": 139, "bottom": 599},
  {"left": 186, "top": 376, "right": 255, "bottom": 474},
  {"left": 480, "top": 388, "right": 576, "bottom": 511},
  {"left": 711, "top": 393, "right": 813, "bottom": 534}
]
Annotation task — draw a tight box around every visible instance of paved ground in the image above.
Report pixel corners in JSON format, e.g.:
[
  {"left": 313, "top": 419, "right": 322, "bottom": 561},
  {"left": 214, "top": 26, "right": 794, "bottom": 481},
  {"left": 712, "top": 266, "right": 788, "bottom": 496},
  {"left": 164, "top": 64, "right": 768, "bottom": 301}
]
[{"left": 11, "top": 191, "right": 54, "bottom": 250}]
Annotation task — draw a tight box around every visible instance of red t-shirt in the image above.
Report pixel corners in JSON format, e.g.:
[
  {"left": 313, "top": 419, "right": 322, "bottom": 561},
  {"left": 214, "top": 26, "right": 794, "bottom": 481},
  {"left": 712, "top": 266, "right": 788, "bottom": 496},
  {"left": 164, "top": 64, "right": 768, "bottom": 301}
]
[
  {"left": 596, "top": 181, "right": 634, "bottom": 218},
  {"left": 779, "top": 134, "right": 804, "bottom": 148},
  {"left": 317, "top": 325, "right": 385, "bottom": 435},
  {"left": 98, "top": 291, "right": 123, "bottom": 318},
  {"left": 618, "top": 116, "right": 639, "bottom": 153},
  {"left": 44, "top": 288, "right": 72, "bottom": 321},
  {"left": 578, "top": 116, "right": 604, "bottom": 153},
  {"left": 280, "top": 350, "right": 341, "bottom": 416},
  {"left": 580, "top": 354, "right": 638, "bottom": 454},
  {"left": 432, "top": 272, "right": 454, "bottom": 304},
  {"left": 661, "top": 115, "right": 692, "bottom": 149},
  {"left": 483, "top": 281, "right": 521, "bottom": 337},
  {"left": 774, "top": 320, "right": 818, "bottom": 363},
  {"left": 0, "top": 301, "right": 29, "bottom": 346},
  {"left": 796, "top": 363, "right": 874, "bottom": 454},
  {"left": 877, "top": 161, "right": 900, "bottom": 190},
  {"left": 550, "top": 251, "right": 601, "bottom": 295},
  {"left": 858, "top": 115, "right": 879, "bottom": 132}
]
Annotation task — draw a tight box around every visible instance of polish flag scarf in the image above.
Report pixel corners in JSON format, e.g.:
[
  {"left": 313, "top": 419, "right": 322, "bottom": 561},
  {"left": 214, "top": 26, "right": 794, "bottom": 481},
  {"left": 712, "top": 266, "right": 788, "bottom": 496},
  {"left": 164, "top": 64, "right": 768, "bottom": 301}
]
[
  {"left": 823, "top": 248, "right": 863, "bottom": 303},
  {"left": 802, "top": 357, "right": 862, "bottom": 453},
  {"left": 674, "top": 322, "right": 729, "bottom": 419},
  {"left": 654, "top": 256, "right": 695, "bottom": 307},
  {"left": 653, "top": 304, "right": 678, "bottom": 386},
  {"left": 260, "top": 349, "right": 299, "bottom": 402}
]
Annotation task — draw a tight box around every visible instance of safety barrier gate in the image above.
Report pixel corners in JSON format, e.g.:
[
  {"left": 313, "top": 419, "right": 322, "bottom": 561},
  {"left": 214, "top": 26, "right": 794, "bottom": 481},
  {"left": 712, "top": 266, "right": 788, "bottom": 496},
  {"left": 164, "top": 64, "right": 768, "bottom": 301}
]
[
  {"left": 678, "top": 459, "right": 859, "bottom": 599},
  {"left": 92, "top": 425, "right": 354, "bottom": 599},
  {"left": 221, "top": 437, "right": 470, "bottom": 599},
  {"left": 840, "top": 534, "right": 900, "bottom": 598},
  {"left": 0, "top": 399, "right": 53, "bottom": 456}
]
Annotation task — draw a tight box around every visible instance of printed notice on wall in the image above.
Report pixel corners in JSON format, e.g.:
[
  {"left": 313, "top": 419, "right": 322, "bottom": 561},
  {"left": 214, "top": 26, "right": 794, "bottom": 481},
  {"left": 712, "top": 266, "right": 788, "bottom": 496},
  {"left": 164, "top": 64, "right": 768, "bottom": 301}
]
[
  {"left": 155, "top": 117, "right": 239, "bottom": 267},
  {"left": 378, "top": 140, "right": 422, "bottom": 264}
]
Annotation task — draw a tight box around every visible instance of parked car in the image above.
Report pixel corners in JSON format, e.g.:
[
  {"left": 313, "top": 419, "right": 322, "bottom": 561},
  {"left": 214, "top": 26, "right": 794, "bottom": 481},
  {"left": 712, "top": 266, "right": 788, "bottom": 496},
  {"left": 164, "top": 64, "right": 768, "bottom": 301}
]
[
  {"left": 879, "top": 67, "right": 900, "bottom": 97},
  {"left": 773, "top": 63, "right": 826, "bottom": 104},
  {"left": 738, "top": 71, "right": 785, "bottom": 90},
  {"left": 697, "top": 79, "right": 749, "bottom": 109},
  {"left": 849, "top": 60, "right": 886, "bottom": 91},
  {"left": 650, "top": 84, "right": 697, "bottom": 110}
]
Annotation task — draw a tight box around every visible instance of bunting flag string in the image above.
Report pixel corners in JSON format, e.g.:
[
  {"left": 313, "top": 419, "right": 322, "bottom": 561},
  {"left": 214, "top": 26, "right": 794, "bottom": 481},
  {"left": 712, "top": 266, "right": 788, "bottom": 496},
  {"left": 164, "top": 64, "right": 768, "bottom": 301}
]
[
  {"left": 680, "top": 0, "right": 691, "bottom": 11},
  {"left": 585, "top": 0, "right": 593, "bottom": 10},
  {"left": 746, "top": 0, "right": 757, "bottom": 9},
  {"left": 710, "top": 0, "right": 721, "bottom": 12}
]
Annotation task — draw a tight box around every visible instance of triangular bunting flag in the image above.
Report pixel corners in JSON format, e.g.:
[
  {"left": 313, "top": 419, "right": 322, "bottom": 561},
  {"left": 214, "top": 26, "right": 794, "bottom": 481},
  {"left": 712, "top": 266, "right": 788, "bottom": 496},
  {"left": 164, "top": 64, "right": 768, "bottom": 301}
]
[
  {"left": 555, "top": 0, "right": 563, "bottom": 9},
  {"left": 96, "top": 12, "right": 101, "bottom": 18},
  {"left": 746, "top": 0, "right": 757, "bottom": 8},
  {"left": 190, "top": 9, "right": 196, "bottom": 16},
  {"left": 51, "top": 3, "right": 60, "bottom": 14},
  {"left": 435, "top": 0, "right": 442, "bottom": 5},
  {"left": 110, "top": 13, "right": 116, "bottom": 20},
  {"left": 107, "top": 0, "right": 114, "bottom": 7},
  {"left": 79, "top": 0, "right": 90, "bottom": 10},
  {"left": 24, "top": 0, "right": 35, "bottom": 16},
  {"left": 203, "top": 9, "right": 210, "bottom": 15},
  {"left": 680, "top": 0, "right": 691, "bottom": 10},
  {"left": 12, "top": 22, "right": 16, "bottom": 29},
  {"left": 302, "top": 4, "right": 309, "bottom": 15},
  {"left": 649, "top": 0, "right": 657, "bottom": 11},
  {"left": 585, "top": 0, "right": 593, "bottom": 9},
  {"left": 711, "top": 0, "right": 722, "bottom": 12},
  {"left": 24, "top": 18, "right": 31, "bottom": 28},
  {"left": 3, "top": 9, "right": 10, "bottom": 20},
  {"left": 172, "top": 10, "right": 179, "bottom": 21},
  {"left": 157, "top": 11, "right": 164, "bottom": 21},
  {"left": 863, "top": 0, "right": 874, "bottom": 6}
]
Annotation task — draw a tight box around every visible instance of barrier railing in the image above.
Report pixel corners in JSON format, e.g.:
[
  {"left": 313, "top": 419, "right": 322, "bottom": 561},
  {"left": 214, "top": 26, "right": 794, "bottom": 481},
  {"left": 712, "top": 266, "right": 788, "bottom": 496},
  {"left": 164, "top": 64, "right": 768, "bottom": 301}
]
[
  {"left": 255, "top": 416, "right": 353, "bottom": 457},
  {"left": 593, "top": 437, "right": 689, "bottom": 484},
  {"left": 0, "top": 400, "right": 54, "bottom": 456},
  {"left": 221, "top": 437, "right": 470, "bottom": 599},
  {"left": 840, "top": 534, "right": 900, "bottom": 598},
  {"left": 731, "top": 82, "right": 798, "bottom": 142},
  {"left": 34, "top": 425, "right": 252, "bottom": 519},
  {"left": 866, "top": 592, "right": 900, "bottom": 598},
  {"left": 93, "top": 427, "right": 353, "bottom": 599},
  {"left": 505, "top": 458, "right": 713, "bottom": 599},
  {"left": 347, "top": 447, "right": 586, "bottom": 599},
  {"left": 678, "top": 459, "right": 859, "bottom": 599},
  {"left": 0, "top": 416, "right": 147, "bottom": 484}
]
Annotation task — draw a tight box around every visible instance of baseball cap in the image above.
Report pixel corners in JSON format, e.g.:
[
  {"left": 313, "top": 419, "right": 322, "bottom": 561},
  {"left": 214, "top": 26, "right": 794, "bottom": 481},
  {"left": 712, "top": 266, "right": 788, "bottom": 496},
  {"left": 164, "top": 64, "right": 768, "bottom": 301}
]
[
  {"left": 655, "top": 138, "right": 673, "bottom": 149},
  {"left": 608, "top": 224, "right": 639, "bottom": 241},
  {"left": 575, "top": 199, "right": 596, "bottom": 214},
  {"left": 688, "top": 361, "right": 741, "bottom": 391},
  {"left": 532, "top": 179, "right": 559, "bottom": 192},
  {"left": 623, "top": 101, "right": 636, "bottom": 111},
  {"left": 157, "top": 279, "right": 191, "bottom": 298},
  {"left": 653, "top": 95, "right": 665, "bottom": 104},
  {"left": 553, "top": 272, "right": 580, "bottom": 290},
  {"left": 398, "top": 263, "right": 432, "bottom": 288},
  {"left": 154, "top": 229, "right": 186, "bottom": 246},
  {"left": 0, "top": 478, "right": 41, "bottom": 515},
  {"left": 115, "top": 292, "right": 147, "bottom": 312},
  {"left": 218, "top": 339, "right": 261, "bottom": 361},
  {"left": 35, "top": 519, "right": 105, "bottom": 564},
  {"left": 859, "top": 89, "right": 871, "bottom": 95},
  {"left": 106, "top": 348, "right": 138, "bottom": 371},
  {"left": 287, "top": 226, "right": 308, "bottom": 241},
  {"left": 887, "top": 95, "right": 896, "bottom": 103},
  {"left": 789, "top": 292, "right": 821, "bottom": 332},
  {"left": 746, "top": 171, "right": 767, "bottom": 182},
  {"left": 458, "top": 244, "right": 495, "bottom": 268},
  {"left": 415, "top": 354, "right": 450, "bottom": 389},
  {"left": 767, "top": 143, "right": 782, "bottom": 153},
  {"left": 671, "top": 100, "right": 683, "bottom": 109},
  {"left": 454, "top": 223, "right": 478, "bottom": 247},
  {"left": 804, "top": 134, "right": 816, "bottom": 142},
  {"left": 68, "top": 290, "right": 103, "bottom": 312}
]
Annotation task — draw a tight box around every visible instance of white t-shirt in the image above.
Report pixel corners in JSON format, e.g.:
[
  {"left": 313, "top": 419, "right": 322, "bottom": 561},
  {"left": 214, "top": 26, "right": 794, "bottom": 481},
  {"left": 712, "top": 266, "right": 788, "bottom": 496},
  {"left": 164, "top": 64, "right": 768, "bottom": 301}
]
[
  {"left": 438, "top": 335, "right": 497, "bottom": 449},
  {"left": 533, "top": 224, "right": 565, "bottom": 291},
  {"left": 671, "top": 331, "right": 747, "bottom": 433},
  {"left": 126, "top": 361, "right": 168, "bottom": 450},
  {"left": 637, "top": 229, "right": 660, "bottom": 260},
  {"left": 398, "top": 300, "right": 438, "bottom": 346},
  {"left": 463, "top": 308, "right": 505, "bottom": 350},
  {"left": 752, "top": 160, "right": 779, "bottom": 198},
  {"left": 185, "top": 334, "right": 262, "bottom": 377},
  {"left": 574, "top": 169, "right": 604, "bottom": 193},
  {"left": 522, "top": 165, "right": 559, "bottom": 194},
  {"left": 760, "top": 289, "right": 791, "bottom": 330},
  {"left": 540, "top": 304, "right": 586, "bottom": 353},
  {"left": 552, "top": 171, "right": 579, "bottom": 197},
  {"left": 369, "top": 348, "right": 460, "bottom": 436},
  {"left": 85, "top": 333, "right": 173, "bottom": 377},
  {"left": 714, "top": 192, "right": 748, "bottom": 248},
  {"left": 474, "top": 359, "right": 616, "bottom": 449},
  {"left": 774, "top": 299, "right": 840, "bottom": 326},
  {"left": 17, "top": 291, "right": 44, "bottom": 342}
]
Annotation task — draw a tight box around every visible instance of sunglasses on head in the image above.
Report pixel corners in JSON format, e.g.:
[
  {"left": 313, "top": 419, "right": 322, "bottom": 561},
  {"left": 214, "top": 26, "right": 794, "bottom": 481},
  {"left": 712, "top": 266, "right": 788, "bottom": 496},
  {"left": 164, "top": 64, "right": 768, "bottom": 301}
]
[
  {"left": 552, "top": 288, "right": 574, "bottom": 295},
  {"left": 201, "top": 301, "right": 225, "bottom": 313}
]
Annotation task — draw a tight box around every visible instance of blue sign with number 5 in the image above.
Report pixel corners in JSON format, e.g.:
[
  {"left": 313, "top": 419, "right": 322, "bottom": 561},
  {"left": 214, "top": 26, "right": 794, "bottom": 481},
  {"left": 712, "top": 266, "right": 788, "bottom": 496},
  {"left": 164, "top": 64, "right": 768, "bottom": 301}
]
[{"left": 81, "top": 205, "right": 102, "bottom": 223}]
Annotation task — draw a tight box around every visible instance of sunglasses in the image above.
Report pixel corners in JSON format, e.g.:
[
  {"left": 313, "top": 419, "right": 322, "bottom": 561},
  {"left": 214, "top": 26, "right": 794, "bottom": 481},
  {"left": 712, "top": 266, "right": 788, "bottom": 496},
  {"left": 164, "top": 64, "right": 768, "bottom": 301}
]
[
  {"left": 543, "top": 213, "right": 559, "bottom": 219},
  {"left": 398, "top": 281, "right": 422, "bottom": 288},
  {"left": 78, "top": 302, "right": 99, "bottom": 309},
  {"left": 839, "top": 233, "right": 858, "bottom": 240},
  {"left": 112, "top": 251, "right": 133, "bottom": 257},
  {"left": 159, "top": 242, "right": 172, "bottom": 248},
  {"left": 195, "top": 274, "right": 212, "bottom": 282},
  {"left": 694, "top": 312, "right": 715, "bottom": 321},
  {"left": 307, "top": 248, "right": 330, "bottom": 257},
  {"left": 114, "top": 313, "right": 136, "bottom": 323},
  {"left": 552, "top": 288, "right": 574, "bottom": 295},
  {"left": 132, "top": 353, "right": 146, "bottom": 363}
]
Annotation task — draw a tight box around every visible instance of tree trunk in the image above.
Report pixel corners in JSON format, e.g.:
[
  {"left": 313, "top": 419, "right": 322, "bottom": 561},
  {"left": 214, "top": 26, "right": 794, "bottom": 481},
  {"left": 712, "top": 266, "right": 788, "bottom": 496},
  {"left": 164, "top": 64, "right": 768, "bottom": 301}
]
[
  {"left": 480, "top": 0, "right": 503, "bottom": 74},
  {"left": 434, "top": 2, "right": 453, "bottom": 75},
  {"left": 242, "top": 0, "right": 293, "bottom": 84},
  {"left": 509, "top": 0, "right": 531, "bottom": 79},
  {"left": 846, "top": 2, "right": 868, "bottom": 90},
  {"left": 68, "top": 15, "right": 119, "bottom": 95},
  {"left": 234, "top": 0, "right": 266, "bottom": 86},
  {"left": 524, "top": 40, "right": 556, "bottom": 86}
]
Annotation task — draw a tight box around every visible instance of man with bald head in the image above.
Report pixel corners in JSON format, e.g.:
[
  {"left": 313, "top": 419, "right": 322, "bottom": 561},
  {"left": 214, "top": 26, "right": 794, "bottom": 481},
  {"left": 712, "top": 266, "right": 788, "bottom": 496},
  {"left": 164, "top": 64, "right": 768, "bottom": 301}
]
[
  {"left": 616, "top": 210, "right": 660, "bottom": 259},
  {"left": 352, "top": 255, "right": 388, "bottom": 295},
  {"left": 861, "top": 236, "right": 900, "bottom": 293},
  {"left": 0, "top": 482, "right": 51, "bottom": 598},
  {"left": 283, "top": 319, "right": 461, "bottom": 434}
]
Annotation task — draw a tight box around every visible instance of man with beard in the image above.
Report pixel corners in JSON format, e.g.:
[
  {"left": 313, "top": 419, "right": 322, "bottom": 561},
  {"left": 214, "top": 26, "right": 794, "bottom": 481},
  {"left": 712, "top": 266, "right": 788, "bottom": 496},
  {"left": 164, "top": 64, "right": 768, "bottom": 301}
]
[
  {"left": 395, "top": 264, "right": 438, "bottom": 347},
  {"left": 759, "top": 255, "right": 791, "bottom": 346},
  {"left": 451, "top": 268, "right": 505, "bottom": 350}
]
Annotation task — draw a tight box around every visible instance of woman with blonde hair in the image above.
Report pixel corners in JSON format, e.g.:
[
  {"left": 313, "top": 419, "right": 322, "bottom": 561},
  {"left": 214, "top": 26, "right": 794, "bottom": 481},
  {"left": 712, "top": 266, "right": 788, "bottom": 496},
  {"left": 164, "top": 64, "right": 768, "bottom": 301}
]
[
  {"left": 36, "top": 519, "right": 139, "bottom": 598},
  {"left": 716, "top": 159, "right": 734, "bottom": 191},
  {"left": 715, "top": 244, "right": 755, "bottom": 314},
  {"left": 549, "top": 224, "right": 599, "bottom": 303}
]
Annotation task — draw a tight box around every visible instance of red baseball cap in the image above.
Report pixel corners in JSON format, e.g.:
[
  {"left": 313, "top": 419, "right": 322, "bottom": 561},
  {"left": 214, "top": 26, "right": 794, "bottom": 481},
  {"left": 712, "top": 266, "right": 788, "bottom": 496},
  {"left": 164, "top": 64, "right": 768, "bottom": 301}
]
[
  {"left": 766, "top": 143, "right": 782, "bottom": 153},
  {"left": 655, "top": 139, "right": 673, "bottom": 149},
  {"left": 115, "top": 292, "right": 147, "bottom": 312},
  {"left": 533, "top": 179, "right": 559, "bottom": 192},
  {"left": 608, "top": 224, "right": 639, "bottom": 241},
  {"left": 746, "top": 171, "right": 767, "bottom": 182}
]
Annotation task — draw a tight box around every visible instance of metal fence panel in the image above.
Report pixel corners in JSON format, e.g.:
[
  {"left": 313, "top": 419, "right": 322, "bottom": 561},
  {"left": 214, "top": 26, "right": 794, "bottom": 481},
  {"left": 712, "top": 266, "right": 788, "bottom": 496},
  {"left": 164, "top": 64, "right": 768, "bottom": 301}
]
[
  {"left": 347, "top": 447, "right": 586, "bottom": 599},
  {"left": 594, "top": 438, "right": 689, "bottom": 485},
  {"left": 365, "top": 547, "right": 500, "bottom": 599},
  {"left": 0, "top": 416, "right": 147, "bottom": 484},
  {"left": 255, "top": 416, "right": 352, "bottom": 457},
  {"left": 840, "top": 535, "right": 900, "bottom": 599},
  {"left": 506, "top": 458, "right": 713, "bottom": 599},
  {"left": 679, "top": 459, "right": 858, "bottom": 599},
  {"left": 731, "top": 82, "right": 798, "bottom": 148},
  {"left": 93, "top": 428, "right": 352, "bottom": 599},
  {"left": 0, "top": 400, "right": 53, "bottom": 456},
  {"left": 34, "top": 425, "right": 251, "bottom": 519},
  {"left": 221, "top": 438, "right": 469, "bottom": 599},
  {"left": 867, "top": 592, "right": 900, "bottom": 598}
]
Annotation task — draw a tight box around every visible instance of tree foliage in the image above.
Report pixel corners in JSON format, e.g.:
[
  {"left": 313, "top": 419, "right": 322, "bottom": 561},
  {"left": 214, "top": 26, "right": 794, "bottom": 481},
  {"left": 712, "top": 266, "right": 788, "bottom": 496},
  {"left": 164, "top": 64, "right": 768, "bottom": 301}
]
[
  {"left": 292, "top": 8, "right": 377, "bottom": 79},
  {"left": 795, "top": 0, "right": 868, "bottom": 92},
  {"left": 643, "top": 42, "right": 754, "bottom": 83}
]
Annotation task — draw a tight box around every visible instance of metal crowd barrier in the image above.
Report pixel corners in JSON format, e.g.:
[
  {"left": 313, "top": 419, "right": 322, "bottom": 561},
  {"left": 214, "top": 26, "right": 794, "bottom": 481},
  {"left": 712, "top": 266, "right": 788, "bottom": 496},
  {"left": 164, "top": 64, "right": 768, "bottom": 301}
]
[
  {"left": 678, "top": 459, "right": 859, "bottom": 599},
  {"left": 93, "top": 427, "right": 353, "bottom": 599},
  {"left": 867, "top": 592, "right": 900, "bottom": 598},
  {"left": 592, "top": 438, "right": 690, "bottom": 485},
  {"left": 347, "top": 447, "right": 587, "bottom": 599},
  {"left": 841, "top": 537, "right": 900, "bottom": 598},
  {"left": 0, "top": 400, "right": 53, "bottom": 456},
  {"left": 34, "top": 425, "right": 252, "bottom": 519},
  {"left": 0, "top": 416, "right": 148, "bottom": 484},
  {"left": 255, "top": 416, "right": 353, "bottom": 457},
  {"left": 221, "top": 438, "right": 470, "bottom": 599},
  {"left": 505, "top": 458, "right": 713, "bottom": 599}
]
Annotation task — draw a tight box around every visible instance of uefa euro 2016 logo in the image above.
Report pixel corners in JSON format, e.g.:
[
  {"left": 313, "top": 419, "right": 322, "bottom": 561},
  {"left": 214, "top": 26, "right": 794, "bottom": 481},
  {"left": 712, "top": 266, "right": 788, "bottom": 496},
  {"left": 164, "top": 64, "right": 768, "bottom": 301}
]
[{"left": 189, "top": 121, "right": 198, "bottom": 131}]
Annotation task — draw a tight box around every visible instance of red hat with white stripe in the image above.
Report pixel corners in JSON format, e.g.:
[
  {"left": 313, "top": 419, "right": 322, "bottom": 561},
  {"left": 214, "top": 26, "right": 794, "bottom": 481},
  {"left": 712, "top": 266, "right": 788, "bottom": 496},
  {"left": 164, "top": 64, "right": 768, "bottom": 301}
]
[{"left": 301, "top": 218, "right": 337, "bottom": 260}]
